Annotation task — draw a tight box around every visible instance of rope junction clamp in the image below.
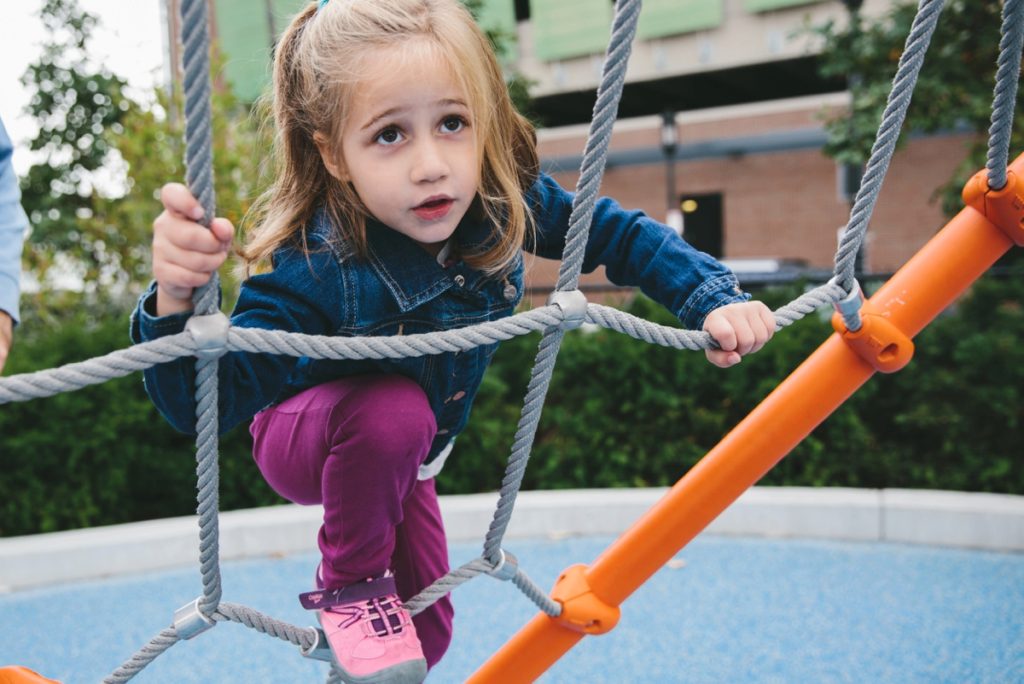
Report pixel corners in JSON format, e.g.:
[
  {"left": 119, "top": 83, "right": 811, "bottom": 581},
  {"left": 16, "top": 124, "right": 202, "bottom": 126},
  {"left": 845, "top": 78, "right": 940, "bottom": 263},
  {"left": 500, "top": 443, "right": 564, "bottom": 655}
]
[
  {"left": 172, "top": 598, "right": 216, "bottom": 640},
  {"left": 300, "top": 628, "right": 334, "bottom": 662},
  {"left": 487, "top": 549, "right": 519, "bottom": 582},
  {"left": 962, "top": 168, "right": 1024, "bottom": 246},
  {"left": 833, "top": 279, "right": 865, "bottom": 333},
  {"left": 546, "top": 290, "right": 589, "bottom": 331},
  {"left": 185, "top": 312, "right": 231, "bottom": 359},
  {"left": 831, "top": 300, "right": 914, "bottom": 375},
  {"left": 549, "top": 564, "right": 620, "bottom": 635}
]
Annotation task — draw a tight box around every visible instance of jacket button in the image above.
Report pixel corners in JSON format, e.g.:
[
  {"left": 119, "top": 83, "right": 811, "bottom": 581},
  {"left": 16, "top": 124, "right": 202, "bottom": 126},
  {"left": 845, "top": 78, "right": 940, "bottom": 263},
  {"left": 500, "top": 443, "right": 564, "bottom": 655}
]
[
  {"left": 454, "top": 274, "right": 466, "bottom": 287},
  {"left": 451, "top": 390, "right": 466, "bottom": 401},
  {"left": 503, "top": 283, "right": 517, "bottom": 301}
]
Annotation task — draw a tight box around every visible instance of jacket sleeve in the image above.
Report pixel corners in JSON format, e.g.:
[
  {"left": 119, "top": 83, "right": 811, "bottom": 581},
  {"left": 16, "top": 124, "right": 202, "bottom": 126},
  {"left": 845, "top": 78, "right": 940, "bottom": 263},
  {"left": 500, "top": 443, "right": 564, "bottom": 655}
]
[
  {"left": 129, "top": 240, "right": 344, "bottom": 435},
  {"left": 525, "top": 172, "right": 749, "bottom": 330}
]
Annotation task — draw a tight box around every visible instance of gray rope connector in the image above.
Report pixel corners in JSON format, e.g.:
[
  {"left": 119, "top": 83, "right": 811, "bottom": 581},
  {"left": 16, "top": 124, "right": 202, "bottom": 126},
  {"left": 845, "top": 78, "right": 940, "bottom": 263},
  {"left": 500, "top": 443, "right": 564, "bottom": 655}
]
[
  {"left": 546, "top": 290, "right": 588, "bottom": 331},
  {"left": 834, "top": 279, "right": 865, "bottom": 332},
  {"left": 185, "top": 312, "right": 231, "bottom": 359},
  {"left": 172, "top": 598, "right": 216, "bottom": 640},
  {"left": 300, "top": 627, "right": 334, "bottom": 662},
  {"left": 487, "top": 549, "right": 519, "bottom": 581}
]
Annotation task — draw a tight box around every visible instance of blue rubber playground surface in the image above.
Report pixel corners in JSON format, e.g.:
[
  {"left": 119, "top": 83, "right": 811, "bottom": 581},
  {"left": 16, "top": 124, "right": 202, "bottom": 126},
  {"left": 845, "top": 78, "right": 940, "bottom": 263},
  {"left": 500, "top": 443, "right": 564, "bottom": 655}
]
[{"left": 1, "top": 534, "right": 1022, "bottom": 683}]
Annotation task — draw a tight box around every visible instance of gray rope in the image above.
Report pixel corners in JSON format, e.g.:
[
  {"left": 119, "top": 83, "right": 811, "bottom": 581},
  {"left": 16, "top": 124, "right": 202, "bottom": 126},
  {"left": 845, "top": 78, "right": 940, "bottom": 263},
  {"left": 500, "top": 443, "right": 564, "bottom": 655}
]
[
  {"left": 481, "top": 327, "right": 565, "bottom": 563},
  {"left": 228, "top": 307, "right": 563, "bottom": 360},
  {"left": 0, "top": 333, "right": 195, "bottom": 404},
  {"left": 833, "top": 0, "right": 945, "bottom": 293},
  {"left": 179, "top": 0, "right": 224, "bottom": 620},
  {"left": 480, "top": 0, "right": 642, "bottom": 571},
  {"left": 193, "top": 354, "right": 223, "bottom": 614},
  {"left": 585, "top": 281, "right": 845, "bottom": 350},
  {"left": 179, "top": 0, "right": 219, "bottom": 316},
  {"left": 103, "top": 627, "right": 180, "bottom": 684},
  {"left": 405, "top": 557, "right": 561, "bottom": 617},
  {"left": 0, "top": 310, "right": 565, "bottom": 408},
  {"left": 214, "top": 602, "right": 319, "bottom": 650},
  {"left": 511, "top": 567, "right": 561, "bottom": 617},
  {"left": 986, "top": 0, "right": 1024, "bottom": 190},
  {"left": 406, "top": 558, "right": 494, "bottom": 615},
  {"left": 557, "top": 0, "right": 642, "bottom": 293}
]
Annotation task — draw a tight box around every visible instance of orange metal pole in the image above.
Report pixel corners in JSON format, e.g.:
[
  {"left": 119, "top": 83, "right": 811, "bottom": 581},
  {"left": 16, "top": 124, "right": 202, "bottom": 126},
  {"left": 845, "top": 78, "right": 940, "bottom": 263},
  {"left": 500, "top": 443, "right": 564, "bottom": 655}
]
[{"left": 468, "top": 155, "right": 1024, "bottom": 684}]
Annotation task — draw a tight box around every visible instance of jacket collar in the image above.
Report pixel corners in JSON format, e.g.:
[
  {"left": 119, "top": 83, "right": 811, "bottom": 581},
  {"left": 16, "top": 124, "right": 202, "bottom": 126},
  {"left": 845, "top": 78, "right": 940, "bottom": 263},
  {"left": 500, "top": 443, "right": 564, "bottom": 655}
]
[{"left": 364, "top": 213, "right": 497, "bottom": 312}]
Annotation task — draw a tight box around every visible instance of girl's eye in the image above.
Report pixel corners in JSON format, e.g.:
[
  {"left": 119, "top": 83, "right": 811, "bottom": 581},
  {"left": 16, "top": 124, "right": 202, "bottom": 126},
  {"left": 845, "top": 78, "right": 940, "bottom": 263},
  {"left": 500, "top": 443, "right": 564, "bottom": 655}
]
[
  {"left": 375, "top": 127, "right": 403, "bottom": 146},
  {"left": 440, "top": 116, "right": 466, "bottom": 134}
]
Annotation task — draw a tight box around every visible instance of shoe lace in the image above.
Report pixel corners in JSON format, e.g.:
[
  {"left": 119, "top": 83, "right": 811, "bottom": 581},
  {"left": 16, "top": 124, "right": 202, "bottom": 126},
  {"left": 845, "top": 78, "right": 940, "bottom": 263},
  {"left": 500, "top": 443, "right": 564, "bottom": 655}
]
[
  {"left": 367, "top": 595, "right": 406, "bottom": 637},
  {"left": 331, "top": 595, "right": 407, "bottom": 636}
]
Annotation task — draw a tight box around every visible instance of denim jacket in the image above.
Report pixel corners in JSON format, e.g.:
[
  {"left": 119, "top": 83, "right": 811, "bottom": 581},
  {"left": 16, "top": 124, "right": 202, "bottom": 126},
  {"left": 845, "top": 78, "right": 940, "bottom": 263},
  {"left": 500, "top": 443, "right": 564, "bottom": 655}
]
[{"left": 130, "top": 172, "right": 748, "bottom": 467}]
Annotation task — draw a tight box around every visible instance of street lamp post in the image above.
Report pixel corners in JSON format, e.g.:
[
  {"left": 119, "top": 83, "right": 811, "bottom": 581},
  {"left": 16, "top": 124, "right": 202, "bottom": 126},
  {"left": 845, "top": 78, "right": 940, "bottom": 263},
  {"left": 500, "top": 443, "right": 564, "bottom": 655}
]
[{"left": 661, "top": 110, "right": 683, "bottom": 235}]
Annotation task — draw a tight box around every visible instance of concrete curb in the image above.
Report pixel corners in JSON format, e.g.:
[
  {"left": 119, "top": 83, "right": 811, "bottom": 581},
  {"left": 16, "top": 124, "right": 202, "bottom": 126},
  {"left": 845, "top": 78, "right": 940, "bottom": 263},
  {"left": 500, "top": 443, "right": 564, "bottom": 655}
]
[{"left": 1, "top": 487, "right": 1021, "bottom": 593}]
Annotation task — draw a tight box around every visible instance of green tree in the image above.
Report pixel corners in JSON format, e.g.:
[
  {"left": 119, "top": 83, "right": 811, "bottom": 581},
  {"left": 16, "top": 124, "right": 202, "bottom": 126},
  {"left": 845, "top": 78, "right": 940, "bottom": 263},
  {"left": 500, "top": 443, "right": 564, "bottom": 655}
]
[
  {"left": 813, "top": 0, "right": 1022, "bottom": 216},
  {"left": 19, "top": 0, "right": 135, "bottom": 293},
  {"left": 94, "top": 66, "right": 269, "bottom": 305}
]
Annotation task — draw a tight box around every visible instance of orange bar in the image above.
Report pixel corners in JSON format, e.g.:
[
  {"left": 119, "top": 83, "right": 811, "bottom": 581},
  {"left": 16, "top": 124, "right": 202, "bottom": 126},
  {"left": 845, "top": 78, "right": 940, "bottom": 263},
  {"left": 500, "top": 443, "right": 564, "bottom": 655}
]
[{"left": 468, "top": 154, "right": 1022, "bottom": 684}]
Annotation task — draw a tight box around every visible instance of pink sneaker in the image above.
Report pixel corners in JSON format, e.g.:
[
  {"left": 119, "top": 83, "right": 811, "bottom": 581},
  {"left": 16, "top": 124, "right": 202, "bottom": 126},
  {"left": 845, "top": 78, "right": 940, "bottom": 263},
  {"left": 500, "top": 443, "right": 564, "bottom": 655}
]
[{"left": 300, "top": 575, "right": 427, "bottom": 684}]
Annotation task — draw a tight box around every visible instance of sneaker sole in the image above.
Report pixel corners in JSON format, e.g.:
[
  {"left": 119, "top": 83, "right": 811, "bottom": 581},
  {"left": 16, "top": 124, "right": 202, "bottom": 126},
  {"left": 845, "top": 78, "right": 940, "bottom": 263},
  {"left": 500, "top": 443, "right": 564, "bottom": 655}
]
[{"left": 332, "top": 658, "right": 428, "bottom": 684}]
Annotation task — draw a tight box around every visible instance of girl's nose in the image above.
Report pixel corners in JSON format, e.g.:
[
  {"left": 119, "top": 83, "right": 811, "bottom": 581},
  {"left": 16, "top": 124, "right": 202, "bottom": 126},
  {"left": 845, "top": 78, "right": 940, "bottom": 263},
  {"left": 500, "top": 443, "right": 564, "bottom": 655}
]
[{"left": 411, "top": 139, "right": 449, "bottom": 183}]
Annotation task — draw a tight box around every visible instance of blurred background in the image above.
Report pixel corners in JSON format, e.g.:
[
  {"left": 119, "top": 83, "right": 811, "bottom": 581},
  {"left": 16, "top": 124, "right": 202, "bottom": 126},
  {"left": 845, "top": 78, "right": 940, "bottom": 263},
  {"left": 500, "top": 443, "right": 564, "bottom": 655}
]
[{"left": 1, "top": 0, "right": 1021, "bottom": 538}]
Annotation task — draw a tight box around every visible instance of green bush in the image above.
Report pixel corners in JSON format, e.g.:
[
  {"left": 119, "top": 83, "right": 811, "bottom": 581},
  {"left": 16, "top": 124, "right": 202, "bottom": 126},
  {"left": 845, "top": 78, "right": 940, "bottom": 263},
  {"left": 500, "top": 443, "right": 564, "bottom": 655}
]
[
  {"left": 1, "top": 276, "right": 1021, "bottom": 537},
  {"left": 444, "top": 275, "right": 1024, "bottom": 496},
  {"left": 0, "top": 298, "right": 283, "bottom": 537}
]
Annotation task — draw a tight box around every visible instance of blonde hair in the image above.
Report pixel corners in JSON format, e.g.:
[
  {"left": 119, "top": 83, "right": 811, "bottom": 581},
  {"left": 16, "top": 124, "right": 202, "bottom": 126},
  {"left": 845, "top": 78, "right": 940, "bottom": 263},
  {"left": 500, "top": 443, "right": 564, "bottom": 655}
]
[{"left": 240, "top": 0, "right": 538, "bottom": 277}]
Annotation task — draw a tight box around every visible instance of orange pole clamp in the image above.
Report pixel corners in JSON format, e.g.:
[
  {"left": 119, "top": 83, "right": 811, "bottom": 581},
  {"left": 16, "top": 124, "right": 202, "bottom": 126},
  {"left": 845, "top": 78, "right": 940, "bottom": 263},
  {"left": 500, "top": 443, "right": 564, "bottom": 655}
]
[
  {"left": 831, "top": 307, "right": 915, "bottom": 373},
  {"left": 549, "top": 564, "right": 621, "bottom": 634},
  {"left": 467, "top": 151, "right": 1024, "bottom": 684},
  {"left": 962, "top": 168, "right": 1024, "bottom": 246}
]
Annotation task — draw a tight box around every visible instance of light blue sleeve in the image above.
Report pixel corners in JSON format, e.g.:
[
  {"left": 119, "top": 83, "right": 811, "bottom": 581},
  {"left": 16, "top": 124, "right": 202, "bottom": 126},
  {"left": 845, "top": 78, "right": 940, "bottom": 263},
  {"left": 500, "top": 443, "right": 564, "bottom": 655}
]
[{"left": 0, "top": 116, "right": 27, "bottom": 324}]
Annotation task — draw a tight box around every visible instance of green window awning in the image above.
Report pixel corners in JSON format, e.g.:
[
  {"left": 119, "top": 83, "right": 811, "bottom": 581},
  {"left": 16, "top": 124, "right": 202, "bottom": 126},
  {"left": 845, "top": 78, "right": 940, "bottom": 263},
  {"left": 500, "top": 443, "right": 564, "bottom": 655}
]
[
  {"left": 638, "top": 0, "right": 723, "bottom": 40},
  {"left": 475, "top": 0, "right": 519, "bottom": 62},
  {"left": 529, "top": 0, "right": 613, "bottom": 62},
  {"left": 212, "top": 0, "right": 306, "bottom": 102},
  {"left": 745, "top": 0, "right": 822, "bottom": 12}
]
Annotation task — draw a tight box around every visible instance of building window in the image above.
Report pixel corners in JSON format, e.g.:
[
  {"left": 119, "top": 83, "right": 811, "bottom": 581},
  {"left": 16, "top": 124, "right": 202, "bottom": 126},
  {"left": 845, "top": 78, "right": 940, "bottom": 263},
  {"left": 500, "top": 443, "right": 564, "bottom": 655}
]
[{"left": 680, "top": 193, "right": 723, "bottom": 258}]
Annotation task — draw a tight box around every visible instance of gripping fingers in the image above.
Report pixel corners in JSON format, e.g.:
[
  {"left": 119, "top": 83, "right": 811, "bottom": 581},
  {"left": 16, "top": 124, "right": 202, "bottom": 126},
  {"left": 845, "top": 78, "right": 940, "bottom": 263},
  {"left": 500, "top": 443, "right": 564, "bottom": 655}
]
[
  {"left": 160, "top": 183, "right": 206, "bottom": 221},
  {"left": 705, "top": 348, "right": 741, "bottom": 368}
]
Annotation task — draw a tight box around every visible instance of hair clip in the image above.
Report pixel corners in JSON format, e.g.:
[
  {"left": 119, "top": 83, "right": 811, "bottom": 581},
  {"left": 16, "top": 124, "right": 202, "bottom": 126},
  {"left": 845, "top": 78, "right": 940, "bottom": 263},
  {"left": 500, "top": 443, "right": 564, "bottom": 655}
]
[{"left": 317, "top": 0, "right": 329, "bottom": 11}]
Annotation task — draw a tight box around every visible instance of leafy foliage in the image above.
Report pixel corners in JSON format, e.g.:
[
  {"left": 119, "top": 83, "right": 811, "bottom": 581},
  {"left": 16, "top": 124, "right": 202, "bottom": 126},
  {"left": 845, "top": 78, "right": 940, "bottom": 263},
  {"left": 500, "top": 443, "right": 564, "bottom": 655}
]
[
  {"left": 0, "top": 298, "right": 284, "bottom": 537},
  {"left": 18, "top": 0, "right": 135, "bottom": 291},
  {"left": 445, "top": 278, "right": 1024, "bottom": 496},
  {"left": 4, "top": 277, "right": 1021, "bottom": 537},
  {"left": 812, "top": 0, "right": 1024, "bottom": 215}
]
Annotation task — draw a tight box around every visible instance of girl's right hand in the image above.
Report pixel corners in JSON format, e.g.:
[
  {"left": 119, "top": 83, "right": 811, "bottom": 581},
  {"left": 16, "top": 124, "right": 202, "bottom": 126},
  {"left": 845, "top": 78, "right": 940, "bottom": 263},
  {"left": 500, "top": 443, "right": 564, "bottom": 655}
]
[{"left": 153, "top": 183, "right": 234, "bottom": 316}]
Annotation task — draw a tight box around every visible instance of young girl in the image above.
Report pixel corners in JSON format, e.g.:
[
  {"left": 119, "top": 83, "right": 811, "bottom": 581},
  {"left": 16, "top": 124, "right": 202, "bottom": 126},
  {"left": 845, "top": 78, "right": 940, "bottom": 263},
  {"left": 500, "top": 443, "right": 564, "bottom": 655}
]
[{"left": 132, "top": 1, "right": 775, "bottom": 681}]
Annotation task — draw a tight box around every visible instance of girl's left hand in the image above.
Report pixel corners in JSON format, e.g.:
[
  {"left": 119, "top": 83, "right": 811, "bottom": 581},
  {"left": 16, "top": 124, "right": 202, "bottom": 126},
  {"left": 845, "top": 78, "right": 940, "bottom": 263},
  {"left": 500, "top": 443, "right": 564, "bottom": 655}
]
[{"left": 702, "top": 301, "right": 776, "bottom": 368}]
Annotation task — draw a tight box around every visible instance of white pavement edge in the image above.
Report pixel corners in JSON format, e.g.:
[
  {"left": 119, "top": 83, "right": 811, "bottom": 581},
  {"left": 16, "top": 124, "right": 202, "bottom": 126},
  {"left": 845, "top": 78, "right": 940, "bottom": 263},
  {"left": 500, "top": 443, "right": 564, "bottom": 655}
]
[{"left": 1, "top": 487, "right": 1021, "bottom": 593}]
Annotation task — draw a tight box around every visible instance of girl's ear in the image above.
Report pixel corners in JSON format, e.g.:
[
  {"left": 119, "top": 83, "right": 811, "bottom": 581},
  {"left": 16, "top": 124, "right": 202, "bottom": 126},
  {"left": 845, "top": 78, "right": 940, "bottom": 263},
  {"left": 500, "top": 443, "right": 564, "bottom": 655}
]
[{"left": 313, "top": 132, "right": 348, "bottom": 182}]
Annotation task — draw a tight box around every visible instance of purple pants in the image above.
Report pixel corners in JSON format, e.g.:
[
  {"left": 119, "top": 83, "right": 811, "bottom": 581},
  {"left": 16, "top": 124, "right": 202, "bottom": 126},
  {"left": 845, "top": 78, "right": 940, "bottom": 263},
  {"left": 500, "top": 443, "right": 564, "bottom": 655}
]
[{"left": 249, "top": 374, "right": 454, "bottom": 668}]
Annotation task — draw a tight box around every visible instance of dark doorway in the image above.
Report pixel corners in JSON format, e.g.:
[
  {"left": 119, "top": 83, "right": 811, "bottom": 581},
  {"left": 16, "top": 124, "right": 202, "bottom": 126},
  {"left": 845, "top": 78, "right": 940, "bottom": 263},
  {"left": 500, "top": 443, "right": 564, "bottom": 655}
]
[{"left": 680, "top": 192, "right": 723, "bottom": 258}]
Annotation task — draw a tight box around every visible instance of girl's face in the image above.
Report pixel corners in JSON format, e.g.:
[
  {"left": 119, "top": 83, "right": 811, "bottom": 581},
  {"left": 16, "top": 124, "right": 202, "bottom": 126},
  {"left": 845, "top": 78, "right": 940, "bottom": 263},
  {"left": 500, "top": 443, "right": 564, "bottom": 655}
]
[{"left": 328, "top": 41, "right": 481, "bottom": 256}]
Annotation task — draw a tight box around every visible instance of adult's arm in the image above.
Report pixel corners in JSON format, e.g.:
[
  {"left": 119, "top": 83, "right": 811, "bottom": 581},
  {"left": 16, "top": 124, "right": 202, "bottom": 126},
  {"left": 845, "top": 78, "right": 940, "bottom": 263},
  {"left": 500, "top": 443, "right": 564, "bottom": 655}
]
[{"left": 0, "top": 117, "right": 28, "bottom": 372}]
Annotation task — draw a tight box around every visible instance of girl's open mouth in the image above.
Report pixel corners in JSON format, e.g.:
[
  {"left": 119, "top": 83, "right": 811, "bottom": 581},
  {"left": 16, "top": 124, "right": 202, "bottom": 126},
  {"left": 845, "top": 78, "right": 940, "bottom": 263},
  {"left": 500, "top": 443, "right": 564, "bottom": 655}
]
[{"left": 413, "top": 197, "right": 454, "bottom": 221}]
